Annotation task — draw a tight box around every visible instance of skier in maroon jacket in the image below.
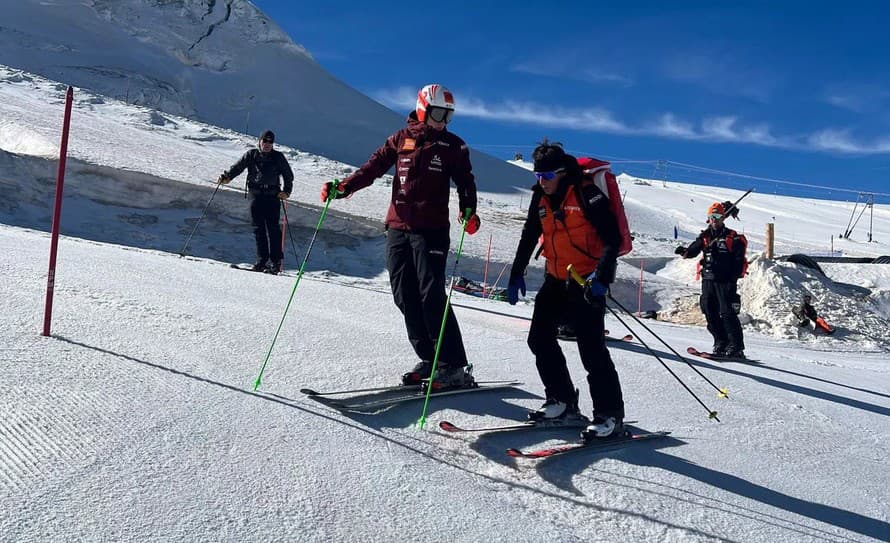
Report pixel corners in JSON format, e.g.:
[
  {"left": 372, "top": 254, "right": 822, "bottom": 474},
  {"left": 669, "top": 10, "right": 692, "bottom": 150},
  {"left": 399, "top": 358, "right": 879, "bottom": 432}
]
[{"left": 320, "top": 84, "right": 480, "bottom": 389}]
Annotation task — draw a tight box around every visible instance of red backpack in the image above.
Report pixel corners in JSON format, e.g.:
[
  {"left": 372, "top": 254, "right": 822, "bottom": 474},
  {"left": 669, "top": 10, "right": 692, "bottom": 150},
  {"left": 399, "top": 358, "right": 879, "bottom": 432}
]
[{"left": 577, "top": 157, "right": 633, "bottom": 256}]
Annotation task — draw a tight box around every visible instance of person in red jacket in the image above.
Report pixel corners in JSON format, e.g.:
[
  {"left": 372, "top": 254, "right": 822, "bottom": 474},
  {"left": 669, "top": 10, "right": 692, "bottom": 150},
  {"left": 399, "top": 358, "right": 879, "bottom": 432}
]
[
  {"left": 320, "top": 84, "right": 480, "bottom": 390},
  {"left": 507, "top": 140, "right": 625, "bottom": 440}
]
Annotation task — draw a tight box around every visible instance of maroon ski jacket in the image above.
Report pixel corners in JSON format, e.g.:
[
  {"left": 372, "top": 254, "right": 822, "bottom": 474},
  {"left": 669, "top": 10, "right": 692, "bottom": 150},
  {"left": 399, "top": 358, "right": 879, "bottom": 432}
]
[{"left": 339, "top": 112, "right": 477, "bottom": 231}]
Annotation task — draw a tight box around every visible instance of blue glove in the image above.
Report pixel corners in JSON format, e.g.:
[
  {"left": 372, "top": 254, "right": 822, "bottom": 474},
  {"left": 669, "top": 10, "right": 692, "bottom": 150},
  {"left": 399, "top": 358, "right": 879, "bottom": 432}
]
[
  {"left": 507, "top": 276, "right": 526, "bottom": 305},
  {"left": 583, "top": 272, "right": 608, "bottom": 303}
]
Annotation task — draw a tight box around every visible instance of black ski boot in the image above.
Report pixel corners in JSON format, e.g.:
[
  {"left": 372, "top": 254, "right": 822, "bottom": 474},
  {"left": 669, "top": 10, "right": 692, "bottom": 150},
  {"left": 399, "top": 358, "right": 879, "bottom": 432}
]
[{"left": 401, "top": 360, "right": 433, "bottom": 386}]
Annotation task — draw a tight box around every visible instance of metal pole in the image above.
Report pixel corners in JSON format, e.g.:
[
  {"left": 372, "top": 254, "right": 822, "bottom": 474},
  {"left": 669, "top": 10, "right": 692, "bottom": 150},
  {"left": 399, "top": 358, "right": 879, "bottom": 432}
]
[{"left": 178, "top": 182, "right": 222, "bottom": 257}]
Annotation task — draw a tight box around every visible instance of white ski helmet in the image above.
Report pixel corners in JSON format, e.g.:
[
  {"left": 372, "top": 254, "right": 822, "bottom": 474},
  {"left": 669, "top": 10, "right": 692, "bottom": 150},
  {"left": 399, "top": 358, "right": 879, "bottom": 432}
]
[{"left": 416, "top": 84, "right": 455, "bottom": 123}]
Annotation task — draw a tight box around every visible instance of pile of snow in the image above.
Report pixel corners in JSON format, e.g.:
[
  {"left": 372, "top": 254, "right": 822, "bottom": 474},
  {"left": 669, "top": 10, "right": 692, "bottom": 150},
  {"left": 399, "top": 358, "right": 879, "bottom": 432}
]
[{"left": 657, "top": 255, "right": 890, "bottom": 351}]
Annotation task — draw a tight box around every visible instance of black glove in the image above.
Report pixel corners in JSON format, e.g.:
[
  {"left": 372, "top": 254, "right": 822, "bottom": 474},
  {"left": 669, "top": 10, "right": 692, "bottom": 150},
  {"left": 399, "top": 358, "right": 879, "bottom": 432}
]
[
  {"left": 722, "top": 201, "right": 740, "bottom": 219},
  {"left": 674, "top": 245, "right": 687, "bottom": 255}
]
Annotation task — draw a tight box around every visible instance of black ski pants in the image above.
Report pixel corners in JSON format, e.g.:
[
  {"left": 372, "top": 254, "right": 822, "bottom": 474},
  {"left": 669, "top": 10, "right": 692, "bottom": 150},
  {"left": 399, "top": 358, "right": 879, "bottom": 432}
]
[
  {"left": 386, "top": 228, "right": 468, "bottom": 367},
  {"left": 527, "top": 275, "right": 624, "bottom": 419},
  {"left": 250, "top": 194, "right": 283, "bottom": 263},
  {"left": 700, "top": 279, "right": 745, "bottom": 352}
]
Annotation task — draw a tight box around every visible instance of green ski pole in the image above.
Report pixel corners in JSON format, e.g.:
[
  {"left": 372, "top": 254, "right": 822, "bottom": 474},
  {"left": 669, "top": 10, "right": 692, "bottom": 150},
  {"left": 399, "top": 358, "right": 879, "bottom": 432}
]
[
  {"left": 253, "top": 180, "right": 342, "bottom": 391},
  {"left": 417, "top": 208, "right": 473, "bottom": 430}
]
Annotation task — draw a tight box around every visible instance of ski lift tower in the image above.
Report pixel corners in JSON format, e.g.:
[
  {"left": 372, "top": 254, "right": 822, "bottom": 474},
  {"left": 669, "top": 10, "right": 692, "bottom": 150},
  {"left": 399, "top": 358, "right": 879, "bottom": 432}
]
[
  {"left": 841, "top": 192, "right": 876, "bottom": 242},
  {"left": 654, "top": 159, "right": 669, "bottom": 187}
]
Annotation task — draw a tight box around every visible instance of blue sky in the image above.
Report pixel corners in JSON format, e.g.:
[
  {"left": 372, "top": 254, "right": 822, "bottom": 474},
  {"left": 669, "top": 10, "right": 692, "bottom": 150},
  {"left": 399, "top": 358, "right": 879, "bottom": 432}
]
[{"left": 253, "top": 1, "right": 890, "bottom": 202}]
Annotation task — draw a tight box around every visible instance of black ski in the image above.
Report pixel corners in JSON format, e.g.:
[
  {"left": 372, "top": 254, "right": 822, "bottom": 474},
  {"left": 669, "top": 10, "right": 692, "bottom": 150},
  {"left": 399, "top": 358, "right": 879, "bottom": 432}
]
[
  {"left": 303, "top": 380, "right": 522, "bottom": 411},
  {"left": 439, "top": 418, "right": 637, "bottom": 434},
  {"left": 438, "top": 418, "right": 590, "bottom": 433},
  {"left": 230, "top": 263, "right": 284, "bottom": 275},
  {"left": 686, "top": 347, "right": 757, "bottom": 363},
  {"left": 300, "top": 383, "right": 419, "bottom": 397},
  {"left": 506, "top": 430, "right": 671, "bottom": 459},
  {"left": 558, "top": 330, "right": 634, "bottom": 342},
  {"left": 231, "top": 263, "right": 261, "bottom": 272}
]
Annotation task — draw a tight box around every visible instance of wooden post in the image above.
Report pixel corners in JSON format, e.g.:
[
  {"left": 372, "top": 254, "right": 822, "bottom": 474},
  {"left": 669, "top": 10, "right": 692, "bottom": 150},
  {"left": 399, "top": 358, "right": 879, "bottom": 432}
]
[{"left": 765, "top": 223, "right": 774, "bottom": 259}]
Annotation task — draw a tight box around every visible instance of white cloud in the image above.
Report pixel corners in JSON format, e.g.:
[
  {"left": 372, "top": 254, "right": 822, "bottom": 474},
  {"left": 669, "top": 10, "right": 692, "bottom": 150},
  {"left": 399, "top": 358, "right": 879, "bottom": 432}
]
[
  {"left": 371, "top": 87, "right": 890, "bottom": 155},
  {"left": 808, "top": 129, "right": 890, "bottom": 154},
  {"left": 651, "top": 113, "right": 696, "bottom": 138},
  {"left": 661, "top": 53, "right": 778, "bottom": 102},
  {"left": 825, "top": 93, "right": 865, "bottom": 113},
  {"left": 511, "top": 62, "right": 633, "bottom": 87},
  {"left": 822, "top": 84, "right": 890, "bottom": 113}
]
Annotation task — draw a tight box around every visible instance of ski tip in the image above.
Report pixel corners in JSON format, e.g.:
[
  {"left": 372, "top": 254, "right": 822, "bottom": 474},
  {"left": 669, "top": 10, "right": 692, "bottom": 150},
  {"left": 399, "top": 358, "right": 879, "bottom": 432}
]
[
  {"left": 505, "top": 448, "right": 524, "bottom": 458},
  {"left": 438, "top": 421, "right": 460, "bottom": 432},
  {"left": 300, "top": 388, "right": 320, "bottom": 396}
]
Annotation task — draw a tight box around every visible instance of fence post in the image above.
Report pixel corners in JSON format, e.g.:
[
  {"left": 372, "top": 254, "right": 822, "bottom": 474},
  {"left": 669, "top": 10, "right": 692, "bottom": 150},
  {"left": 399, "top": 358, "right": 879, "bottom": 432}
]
[{"left": 765, "top": 223, "right": 774, "bottom": 260}]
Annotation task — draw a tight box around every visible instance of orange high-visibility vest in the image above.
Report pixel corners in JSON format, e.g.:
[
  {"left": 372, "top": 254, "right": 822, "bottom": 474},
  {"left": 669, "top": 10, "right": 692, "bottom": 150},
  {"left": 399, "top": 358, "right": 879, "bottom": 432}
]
[{"left": 539, "top": 184, "right": 603, "bottom": 280}]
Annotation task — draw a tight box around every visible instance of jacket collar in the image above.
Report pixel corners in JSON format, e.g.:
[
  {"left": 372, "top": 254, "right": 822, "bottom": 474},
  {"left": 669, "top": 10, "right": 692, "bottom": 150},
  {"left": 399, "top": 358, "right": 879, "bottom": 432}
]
[{"left": 406, "top": 110, "right": 447, "bottom": 139}]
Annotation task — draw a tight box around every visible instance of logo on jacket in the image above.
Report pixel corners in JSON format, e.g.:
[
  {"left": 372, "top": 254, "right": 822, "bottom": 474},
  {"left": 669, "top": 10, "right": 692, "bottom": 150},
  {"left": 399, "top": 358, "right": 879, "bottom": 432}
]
[
  {"left": 402, "top": 138, "right": 416, "bottom": 151},
  {"left": 429, "top": 154, "right": 443, "bottom": 172}
]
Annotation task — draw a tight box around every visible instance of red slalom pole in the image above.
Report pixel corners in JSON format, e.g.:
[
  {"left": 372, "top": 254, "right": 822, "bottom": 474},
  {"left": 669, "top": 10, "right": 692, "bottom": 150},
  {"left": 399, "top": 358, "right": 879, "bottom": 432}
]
[
  {"left": 482, "top": 232, "right": 492, "bottom": 298},
  {"left": 638, "top": 259, "right": 644, "bottom": 317},
  {"left": 280, "top": 201, "right": 287, "bottom": 271},
  {"left": 43, "top": 86, "right": 74, "bottom": 336}
]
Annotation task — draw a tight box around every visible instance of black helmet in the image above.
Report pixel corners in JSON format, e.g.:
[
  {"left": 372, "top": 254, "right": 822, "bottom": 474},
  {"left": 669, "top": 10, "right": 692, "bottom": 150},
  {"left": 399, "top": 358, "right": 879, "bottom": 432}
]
[{"left": 259, "top": 130, "right": 275, "bottom": 143}]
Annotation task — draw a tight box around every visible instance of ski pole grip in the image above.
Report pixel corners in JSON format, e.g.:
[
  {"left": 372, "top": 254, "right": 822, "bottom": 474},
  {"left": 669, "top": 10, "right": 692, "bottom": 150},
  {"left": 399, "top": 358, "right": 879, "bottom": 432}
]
[
  {"left": 459, "top": 207, "right": 473, "bottom": 232},
  {"left": 567, "top": 264, "right": 585, "bottom": 286},
  {"left": 326, "top": 178, "right": 341, "bottom": 202}
]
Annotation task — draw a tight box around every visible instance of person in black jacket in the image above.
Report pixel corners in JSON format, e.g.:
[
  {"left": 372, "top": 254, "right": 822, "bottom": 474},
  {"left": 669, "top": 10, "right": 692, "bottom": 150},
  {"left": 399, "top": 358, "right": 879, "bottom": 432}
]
[
  {"left": 506, "top": 140, "right": 626, "bottom": 439},
  {"left": 793, "top": 294, "right": 835, "bottom": 334},
  {"left": 219, "top": 130, "right": 294, "bottom": 273},
  {"left": 676, "top": 202, "right": 747, "bottom": 358}
]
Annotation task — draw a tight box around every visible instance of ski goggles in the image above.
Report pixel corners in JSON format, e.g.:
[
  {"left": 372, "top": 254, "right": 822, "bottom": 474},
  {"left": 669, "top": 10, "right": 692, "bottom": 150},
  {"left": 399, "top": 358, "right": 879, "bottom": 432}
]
[
  {"left": 534, "top": 168, "right": 565, "bottom": 181},
  {"left": 426, "top": 106, "right": 454, "bottom": 123},
  {"left": 708, "top": 213, "right": 724, "bottom": 220}
]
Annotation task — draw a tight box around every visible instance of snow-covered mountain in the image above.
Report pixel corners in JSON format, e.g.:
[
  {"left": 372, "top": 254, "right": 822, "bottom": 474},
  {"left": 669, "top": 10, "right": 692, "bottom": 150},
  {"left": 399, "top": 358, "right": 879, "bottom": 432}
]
[{"left": 0, "top": 0, "right": 529, "bottom": 189}]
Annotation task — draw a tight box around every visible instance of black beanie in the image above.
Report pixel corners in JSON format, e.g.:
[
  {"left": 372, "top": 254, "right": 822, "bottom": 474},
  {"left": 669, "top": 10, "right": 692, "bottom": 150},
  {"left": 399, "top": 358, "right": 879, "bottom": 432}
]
[{"left": 259, "top": 130, "right": 275, "bottom": 143}]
